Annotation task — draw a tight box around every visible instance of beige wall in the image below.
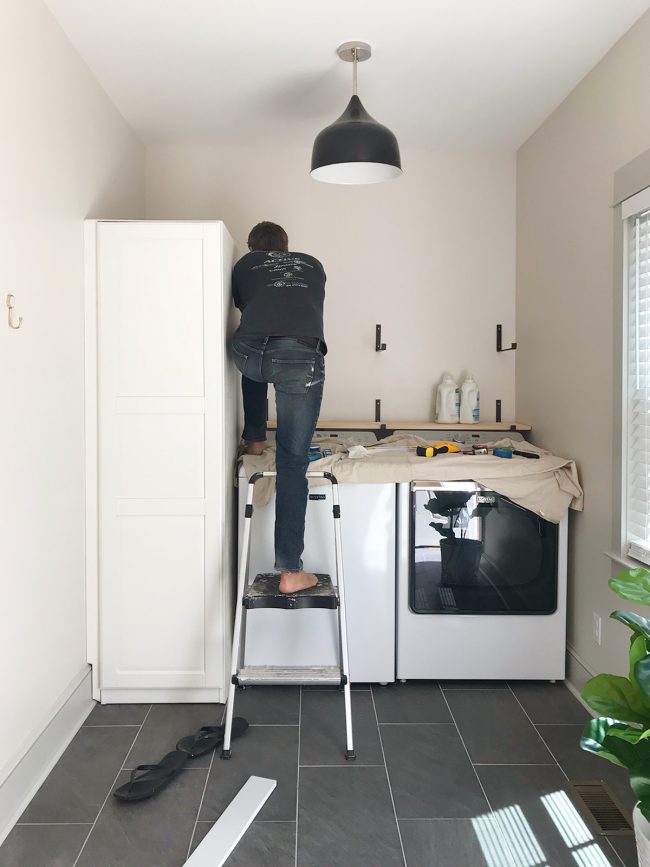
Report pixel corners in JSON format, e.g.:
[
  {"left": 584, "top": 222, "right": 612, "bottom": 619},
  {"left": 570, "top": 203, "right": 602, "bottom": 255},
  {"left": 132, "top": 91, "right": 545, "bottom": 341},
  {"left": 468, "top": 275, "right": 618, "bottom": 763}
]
[
  {"left": 517, "top": 11, "right": 650, "bottom": 678},
  {"left": 146, "top": 145, "right": 516, "bottom": 423},
  {"left": 0, "top": 0, "right": 144, "bottom": 782}
]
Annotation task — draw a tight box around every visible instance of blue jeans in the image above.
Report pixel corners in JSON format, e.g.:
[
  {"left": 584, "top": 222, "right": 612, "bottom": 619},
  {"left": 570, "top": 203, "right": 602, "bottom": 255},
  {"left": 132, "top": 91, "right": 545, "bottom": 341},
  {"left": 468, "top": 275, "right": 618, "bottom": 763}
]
[{"left": 231, "top": 336, "right": 325, "bottom": 572}]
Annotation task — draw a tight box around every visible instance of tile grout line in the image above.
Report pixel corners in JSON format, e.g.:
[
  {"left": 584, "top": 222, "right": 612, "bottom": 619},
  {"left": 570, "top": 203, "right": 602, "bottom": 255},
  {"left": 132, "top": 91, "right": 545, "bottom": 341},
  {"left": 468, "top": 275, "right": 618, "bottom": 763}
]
[
  {"left": 185, "top": 703, "right": 226, "bottom": 859},
  {"left": 472, "top": 763, "right": 557, "bottom": 767},
  {"left": 299, "top": 764, "right": 385, "bottom": 768},
  {"left": 369, "top": 685, "right": 408, "bottom": 867},
  {"left": 304, "top": 688, "right": 370, "bottom": 692},
  {"left": 505, "top": 685, "right": 569, "bottom": 780},
  {"left": 71, "top": 704, "right": 154, "bottom": 867},
  {"left": 506, "top": 690, "right": 630, "bottom": 867},
  {"left": 194, "top": 818, "right": 297, "bottom": 824},
  {"left": 602, "top": 839, "right": 630, "bottom": 867},
  {"left": 185, "top": 749, "right": 217, "bottom": 860},
  {"left": 439, "top": 687, "right": 517, "bottom": 867},
  {"left": 16, "top": 822, "right": 94, "bottom": 826},
  {"left": 294, "top": 685, "right": 302, "bottom": 867},
  {"left": 378, "top": 722, "right": 456, "bottom": 726}
]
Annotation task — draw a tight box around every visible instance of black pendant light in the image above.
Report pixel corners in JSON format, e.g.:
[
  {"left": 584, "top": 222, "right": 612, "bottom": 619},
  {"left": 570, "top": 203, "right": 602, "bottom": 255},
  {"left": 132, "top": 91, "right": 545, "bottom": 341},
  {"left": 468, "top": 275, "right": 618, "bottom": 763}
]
[{"left": 311, "top": 42, "right": 401, "bottom": 185}]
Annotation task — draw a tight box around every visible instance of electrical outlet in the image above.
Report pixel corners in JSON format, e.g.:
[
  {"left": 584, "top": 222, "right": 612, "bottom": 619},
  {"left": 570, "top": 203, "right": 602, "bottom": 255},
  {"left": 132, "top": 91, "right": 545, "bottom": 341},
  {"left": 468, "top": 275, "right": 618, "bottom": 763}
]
[{"left": 593, "top": 612, "right": 602, "bottom": 646}]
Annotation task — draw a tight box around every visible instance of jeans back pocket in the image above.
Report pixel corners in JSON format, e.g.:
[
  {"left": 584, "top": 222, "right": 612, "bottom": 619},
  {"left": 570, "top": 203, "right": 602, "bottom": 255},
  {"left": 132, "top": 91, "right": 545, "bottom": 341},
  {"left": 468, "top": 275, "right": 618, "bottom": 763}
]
[{"left": 270, "top": 357, "right": 315, "bottom": 395}]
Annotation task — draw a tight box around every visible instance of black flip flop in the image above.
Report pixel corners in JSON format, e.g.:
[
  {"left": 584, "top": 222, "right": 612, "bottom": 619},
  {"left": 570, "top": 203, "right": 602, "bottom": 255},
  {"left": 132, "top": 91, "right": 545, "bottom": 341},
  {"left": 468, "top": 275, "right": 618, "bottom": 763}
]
[
  {"left": 113, "top": 750, "right": 187, "bottom": 802},
  {"left": 176, "top": 716, "right": 249, "bottom": 758}
]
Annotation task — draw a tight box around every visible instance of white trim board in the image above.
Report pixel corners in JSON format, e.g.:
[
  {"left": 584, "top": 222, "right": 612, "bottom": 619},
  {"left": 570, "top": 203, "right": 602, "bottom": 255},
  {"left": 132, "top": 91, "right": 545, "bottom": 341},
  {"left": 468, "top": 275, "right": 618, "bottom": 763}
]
[
  {"left": 100, "top": 687, "right": 225, "bottom": 704},
  {"left": 621, "top": 185, "right": 650, "bottom": 219},
  {"left": 84, "top": 220, "right": 100, "bottom": 701},
  {"left": 565, "top": 644, "right": 597, "bottom": 717},
  {"left": 0, "top": 667, "right": 94, "bottom": 846},
  {"left": 185, "top": 777, "right": 276, "bottom": 866}
]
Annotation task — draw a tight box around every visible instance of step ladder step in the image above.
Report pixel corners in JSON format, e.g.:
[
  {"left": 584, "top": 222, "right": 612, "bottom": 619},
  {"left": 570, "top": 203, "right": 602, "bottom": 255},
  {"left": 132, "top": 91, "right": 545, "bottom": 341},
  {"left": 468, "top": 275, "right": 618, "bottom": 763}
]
[
  {"left": 236, "top": 666, "right": 343, "bottom": 686},
  {"left": 243, "top": 573, "right": 339, "bottom": 610}
]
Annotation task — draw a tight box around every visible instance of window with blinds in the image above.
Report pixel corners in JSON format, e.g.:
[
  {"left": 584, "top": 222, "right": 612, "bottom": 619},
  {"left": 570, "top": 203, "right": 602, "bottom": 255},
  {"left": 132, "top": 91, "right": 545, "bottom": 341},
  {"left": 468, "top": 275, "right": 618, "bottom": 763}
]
[{"left": 623, "top": 188, "right": 650, "bottom": 565}]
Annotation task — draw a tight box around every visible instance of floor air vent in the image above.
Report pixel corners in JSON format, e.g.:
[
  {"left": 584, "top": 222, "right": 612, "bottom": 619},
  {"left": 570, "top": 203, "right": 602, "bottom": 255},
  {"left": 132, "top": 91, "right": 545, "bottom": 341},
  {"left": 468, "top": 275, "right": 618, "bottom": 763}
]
[{"left": 567, "top": 781, "right": 633, "bottom": 836}]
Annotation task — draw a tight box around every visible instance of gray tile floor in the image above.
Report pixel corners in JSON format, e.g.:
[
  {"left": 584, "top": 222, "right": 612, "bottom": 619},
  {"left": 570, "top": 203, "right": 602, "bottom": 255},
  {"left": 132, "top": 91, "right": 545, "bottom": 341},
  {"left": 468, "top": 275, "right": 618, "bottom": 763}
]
[{"left": 0, "top": 681, "right": 638, "bottom": 867}]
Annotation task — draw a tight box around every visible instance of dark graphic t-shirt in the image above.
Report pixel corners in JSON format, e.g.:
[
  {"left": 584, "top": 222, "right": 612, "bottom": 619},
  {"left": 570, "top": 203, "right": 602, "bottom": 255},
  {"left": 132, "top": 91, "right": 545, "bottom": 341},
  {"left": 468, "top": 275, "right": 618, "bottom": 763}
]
[{"left": 232, "top": 251, "right": 327, "bottom": 353}]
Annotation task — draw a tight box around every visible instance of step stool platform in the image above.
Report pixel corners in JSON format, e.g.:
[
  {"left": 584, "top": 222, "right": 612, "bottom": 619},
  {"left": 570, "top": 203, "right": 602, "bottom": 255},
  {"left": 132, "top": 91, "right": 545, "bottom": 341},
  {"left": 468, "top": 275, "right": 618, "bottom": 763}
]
[
  {"left": 243, "top": 573, "right": 338, "bottom": 610},
  {"left": 236, "top": 665, "right": 342, "bottom": 686}
]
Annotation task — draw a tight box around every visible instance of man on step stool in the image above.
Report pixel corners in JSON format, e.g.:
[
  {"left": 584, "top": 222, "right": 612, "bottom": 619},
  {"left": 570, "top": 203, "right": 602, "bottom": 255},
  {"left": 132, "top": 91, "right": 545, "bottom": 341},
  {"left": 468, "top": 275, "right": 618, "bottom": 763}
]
[{"left": 231, "top": 221, "right": 326, "bottom": 595}]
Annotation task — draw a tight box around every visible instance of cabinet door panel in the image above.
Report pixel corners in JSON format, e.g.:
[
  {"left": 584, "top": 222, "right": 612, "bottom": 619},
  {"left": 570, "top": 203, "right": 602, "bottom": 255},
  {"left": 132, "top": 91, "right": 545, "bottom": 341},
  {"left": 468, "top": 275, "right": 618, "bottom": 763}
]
[
  {"left": 114, "top": 516, "right": 205, "bottom": 680},
  {"left": 115, "top": 237, "right": 204, "bottom": 397},
  {"left": 116, "top": 413, "right": 205, "bottom": 500}
]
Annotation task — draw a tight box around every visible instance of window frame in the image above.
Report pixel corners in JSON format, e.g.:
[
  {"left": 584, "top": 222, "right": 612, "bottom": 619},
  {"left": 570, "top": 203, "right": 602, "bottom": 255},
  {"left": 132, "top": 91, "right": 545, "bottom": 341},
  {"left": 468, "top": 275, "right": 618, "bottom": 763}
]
[{"left": 621, "top": 185, "right": 650, "bottom": 565}]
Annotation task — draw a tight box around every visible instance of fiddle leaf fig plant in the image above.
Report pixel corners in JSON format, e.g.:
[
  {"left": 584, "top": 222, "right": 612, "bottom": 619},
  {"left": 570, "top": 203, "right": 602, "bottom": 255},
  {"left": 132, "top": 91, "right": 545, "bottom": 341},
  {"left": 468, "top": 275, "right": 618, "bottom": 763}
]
[{"left": 580, "top": 567, "right": 650, "bottom": 821}]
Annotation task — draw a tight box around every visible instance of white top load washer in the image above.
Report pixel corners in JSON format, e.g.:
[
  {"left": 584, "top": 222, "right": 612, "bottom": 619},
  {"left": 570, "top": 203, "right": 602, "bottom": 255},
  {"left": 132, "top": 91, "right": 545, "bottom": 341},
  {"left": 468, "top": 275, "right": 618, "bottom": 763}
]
[{"left": 237, "top": 431, "right": 396, "bottom": 684}]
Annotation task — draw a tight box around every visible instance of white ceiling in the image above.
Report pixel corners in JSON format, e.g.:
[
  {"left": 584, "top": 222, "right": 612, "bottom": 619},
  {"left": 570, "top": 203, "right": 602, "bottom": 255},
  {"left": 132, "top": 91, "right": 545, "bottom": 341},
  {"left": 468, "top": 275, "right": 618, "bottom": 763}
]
[{"left": 45, "top": 0, "right": 650, "bottom": 151}]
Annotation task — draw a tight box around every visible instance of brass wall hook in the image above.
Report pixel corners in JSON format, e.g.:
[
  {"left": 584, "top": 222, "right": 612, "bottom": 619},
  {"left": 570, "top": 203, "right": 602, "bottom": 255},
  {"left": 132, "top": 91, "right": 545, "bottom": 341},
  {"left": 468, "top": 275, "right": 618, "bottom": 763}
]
[{"left": 6, "top": 294, "right": 22, "bottom": 329}]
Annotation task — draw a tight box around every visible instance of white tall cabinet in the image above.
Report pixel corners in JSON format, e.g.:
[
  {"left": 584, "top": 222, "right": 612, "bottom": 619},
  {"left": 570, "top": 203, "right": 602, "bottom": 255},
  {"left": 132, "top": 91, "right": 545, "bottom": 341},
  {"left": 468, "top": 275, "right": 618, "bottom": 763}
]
[{"left": 85, "top": 221, "right": 237, "bottom": 704}]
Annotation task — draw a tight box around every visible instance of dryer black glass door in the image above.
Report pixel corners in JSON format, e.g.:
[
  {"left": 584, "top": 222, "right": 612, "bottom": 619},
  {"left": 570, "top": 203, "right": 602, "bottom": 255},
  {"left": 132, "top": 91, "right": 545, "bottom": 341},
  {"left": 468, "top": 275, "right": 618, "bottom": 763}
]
[{"left": 410, "top": 485, "right": 558, "bottom": 615}]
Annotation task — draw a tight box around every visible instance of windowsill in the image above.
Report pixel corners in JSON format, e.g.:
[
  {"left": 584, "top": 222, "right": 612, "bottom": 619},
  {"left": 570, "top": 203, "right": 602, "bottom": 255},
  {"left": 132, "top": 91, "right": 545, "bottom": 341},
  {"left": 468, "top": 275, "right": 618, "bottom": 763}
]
[{"left": 604, "top": 550, "right": 647, "bottom": 569}]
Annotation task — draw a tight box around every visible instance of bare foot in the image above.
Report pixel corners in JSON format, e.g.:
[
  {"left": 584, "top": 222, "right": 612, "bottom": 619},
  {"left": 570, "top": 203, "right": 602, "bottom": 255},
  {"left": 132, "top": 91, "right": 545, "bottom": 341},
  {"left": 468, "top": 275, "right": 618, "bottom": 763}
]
[
  {"left": 245, "top": 441, "right": 266, "bottom": 456},
  {"left": 279, "top": 571, "right": 318, "bottom": 594}
]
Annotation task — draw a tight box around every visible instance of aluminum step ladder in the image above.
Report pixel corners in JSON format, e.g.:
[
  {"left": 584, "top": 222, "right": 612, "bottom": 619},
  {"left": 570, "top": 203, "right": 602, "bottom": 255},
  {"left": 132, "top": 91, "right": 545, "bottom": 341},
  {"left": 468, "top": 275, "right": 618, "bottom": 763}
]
[{"left": 221, "top": 470, "right": 355, "bottom": 761}]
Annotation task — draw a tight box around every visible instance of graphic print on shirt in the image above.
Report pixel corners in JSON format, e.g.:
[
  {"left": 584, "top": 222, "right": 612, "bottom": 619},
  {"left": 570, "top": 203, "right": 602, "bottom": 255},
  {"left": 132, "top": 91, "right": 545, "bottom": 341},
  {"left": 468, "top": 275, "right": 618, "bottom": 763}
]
[{"left": 251, "top": 252, "right": 313, "bottom": 290}]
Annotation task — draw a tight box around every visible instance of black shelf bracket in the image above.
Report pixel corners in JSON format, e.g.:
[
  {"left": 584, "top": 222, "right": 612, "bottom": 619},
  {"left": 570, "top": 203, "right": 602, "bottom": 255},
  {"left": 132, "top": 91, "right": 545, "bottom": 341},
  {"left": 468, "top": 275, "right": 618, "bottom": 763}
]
[
  {"left": 376, "top": 324, "right": 387, "bottom": 352},
  {"left": 496, "top": 324, "right": 517, "bottom": 352},
  {"left": 375, "top": 399, "right": 381, "bottom": 423},
  {"left": 496, "top": 400, "right": 502, "bottom": 423}
]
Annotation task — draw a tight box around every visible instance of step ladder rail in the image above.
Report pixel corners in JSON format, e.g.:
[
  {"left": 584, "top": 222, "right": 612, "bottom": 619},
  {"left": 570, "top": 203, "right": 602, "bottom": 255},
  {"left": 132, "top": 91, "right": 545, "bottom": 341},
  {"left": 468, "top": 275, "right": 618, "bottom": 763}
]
[
  {"left": 325, "top": 472, "right": 355, "bottom": 759},
  {"left": 222, "top": 472, "right": 263, "bottom": 758}
]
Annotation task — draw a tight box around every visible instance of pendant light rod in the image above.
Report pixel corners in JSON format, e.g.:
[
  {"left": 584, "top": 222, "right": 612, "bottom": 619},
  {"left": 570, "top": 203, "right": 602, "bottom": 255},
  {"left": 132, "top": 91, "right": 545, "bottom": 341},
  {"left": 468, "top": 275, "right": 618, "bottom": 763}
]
[
  {"left": 336, "top": 41, "right": 371, "bottom": 98},
  {"left": 337, "top": 42, "right": 370, "bottom": 98}
]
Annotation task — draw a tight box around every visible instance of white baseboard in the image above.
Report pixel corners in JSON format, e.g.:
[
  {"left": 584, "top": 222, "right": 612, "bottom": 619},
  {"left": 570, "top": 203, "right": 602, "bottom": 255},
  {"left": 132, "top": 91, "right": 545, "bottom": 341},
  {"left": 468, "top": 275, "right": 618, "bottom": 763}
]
[
  {"left": 565, "top": 643, "right": 597, "bottom": 717},
  {"left": 0, "top": 666, "right": 94, "bottom": 846},
  {"left": 100, "top": 687, "right": 224, "bottom": 704}
]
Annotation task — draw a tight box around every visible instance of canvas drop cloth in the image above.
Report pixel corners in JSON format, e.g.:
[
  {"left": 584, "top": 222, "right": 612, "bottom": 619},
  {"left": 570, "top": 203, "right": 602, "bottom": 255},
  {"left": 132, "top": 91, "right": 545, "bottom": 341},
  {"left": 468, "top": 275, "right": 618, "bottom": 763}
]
[{"left": 238, "top": 434, "right": 583, "bottom": 524}]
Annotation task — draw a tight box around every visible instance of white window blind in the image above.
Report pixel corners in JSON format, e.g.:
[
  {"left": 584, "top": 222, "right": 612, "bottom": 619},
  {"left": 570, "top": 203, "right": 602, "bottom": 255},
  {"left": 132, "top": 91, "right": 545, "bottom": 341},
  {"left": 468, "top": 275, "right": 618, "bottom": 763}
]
[{"left": 625, "top": 192, "right": 650, "bottom": 565}]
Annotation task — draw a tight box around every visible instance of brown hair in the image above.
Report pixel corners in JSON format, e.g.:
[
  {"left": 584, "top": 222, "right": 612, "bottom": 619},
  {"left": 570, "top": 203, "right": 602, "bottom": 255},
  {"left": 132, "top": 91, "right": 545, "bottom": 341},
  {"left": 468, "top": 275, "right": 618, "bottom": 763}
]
[{"left": 247, "top": 222, "right": 288, "bottom": 252}]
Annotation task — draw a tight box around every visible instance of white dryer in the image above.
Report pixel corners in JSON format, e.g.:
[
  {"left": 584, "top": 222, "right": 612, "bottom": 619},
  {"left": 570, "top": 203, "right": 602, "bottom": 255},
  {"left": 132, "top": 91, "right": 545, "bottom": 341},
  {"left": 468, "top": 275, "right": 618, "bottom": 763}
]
[
  {"left": 236, "top": 432, "right": 396, "bottom": 684},
  {"left": 394, "top": 430, "right": 567, "bottom": 681}
]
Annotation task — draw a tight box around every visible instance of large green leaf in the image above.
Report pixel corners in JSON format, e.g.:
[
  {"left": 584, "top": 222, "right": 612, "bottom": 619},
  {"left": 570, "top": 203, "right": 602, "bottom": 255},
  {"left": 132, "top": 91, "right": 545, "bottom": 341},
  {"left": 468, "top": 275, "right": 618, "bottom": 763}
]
[
  {"left": 611, "top": 610, "right": 650, "bottom": 641},
  {"left": 582, "top": 673, "right": 650, "bottom": 724},
  {"left": 607, "top": 726, "right": 650, "bottom": 745},
  {"left": 580, "top": 717, "right": 650, "bottom": 768},
  {"left": 610, "top": 568, "right": 650, "bottom": 605},
  {"left": 636, "top": 655, "right": 650, "bottom": 699},
  {"left": 630, "top": 634, "right": 648, "bottom": 682}
]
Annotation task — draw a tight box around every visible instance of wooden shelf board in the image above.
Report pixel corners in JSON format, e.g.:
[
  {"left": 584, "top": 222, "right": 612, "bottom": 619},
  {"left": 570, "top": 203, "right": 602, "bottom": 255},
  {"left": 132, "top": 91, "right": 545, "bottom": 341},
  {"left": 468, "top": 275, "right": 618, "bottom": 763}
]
[
  {"left": 265, "top": 420, "right": 531, "bottom": 432},
  {"left": 385, "top": 421, "right": 531, "bottom": 431}
]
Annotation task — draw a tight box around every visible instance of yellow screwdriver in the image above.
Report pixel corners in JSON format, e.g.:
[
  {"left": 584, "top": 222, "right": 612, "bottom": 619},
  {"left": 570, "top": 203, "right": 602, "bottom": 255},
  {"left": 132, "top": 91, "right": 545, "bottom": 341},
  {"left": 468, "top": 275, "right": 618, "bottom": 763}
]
[{"left": 416, "top": 442, "right": 461, "bottom": 458}]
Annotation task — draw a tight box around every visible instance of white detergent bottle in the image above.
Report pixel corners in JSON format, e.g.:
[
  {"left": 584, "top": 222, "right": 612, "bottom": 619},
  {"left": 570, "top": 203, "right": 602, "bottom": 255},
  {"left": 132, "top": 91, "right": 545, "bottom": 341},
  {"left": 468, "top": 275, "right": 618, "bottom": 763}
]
[
  {"left": 436, "top": 374, "right": 460, "bottom": 423},
  {"left": 460, "top": 374, "right": 480, "bottom": 424}
]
